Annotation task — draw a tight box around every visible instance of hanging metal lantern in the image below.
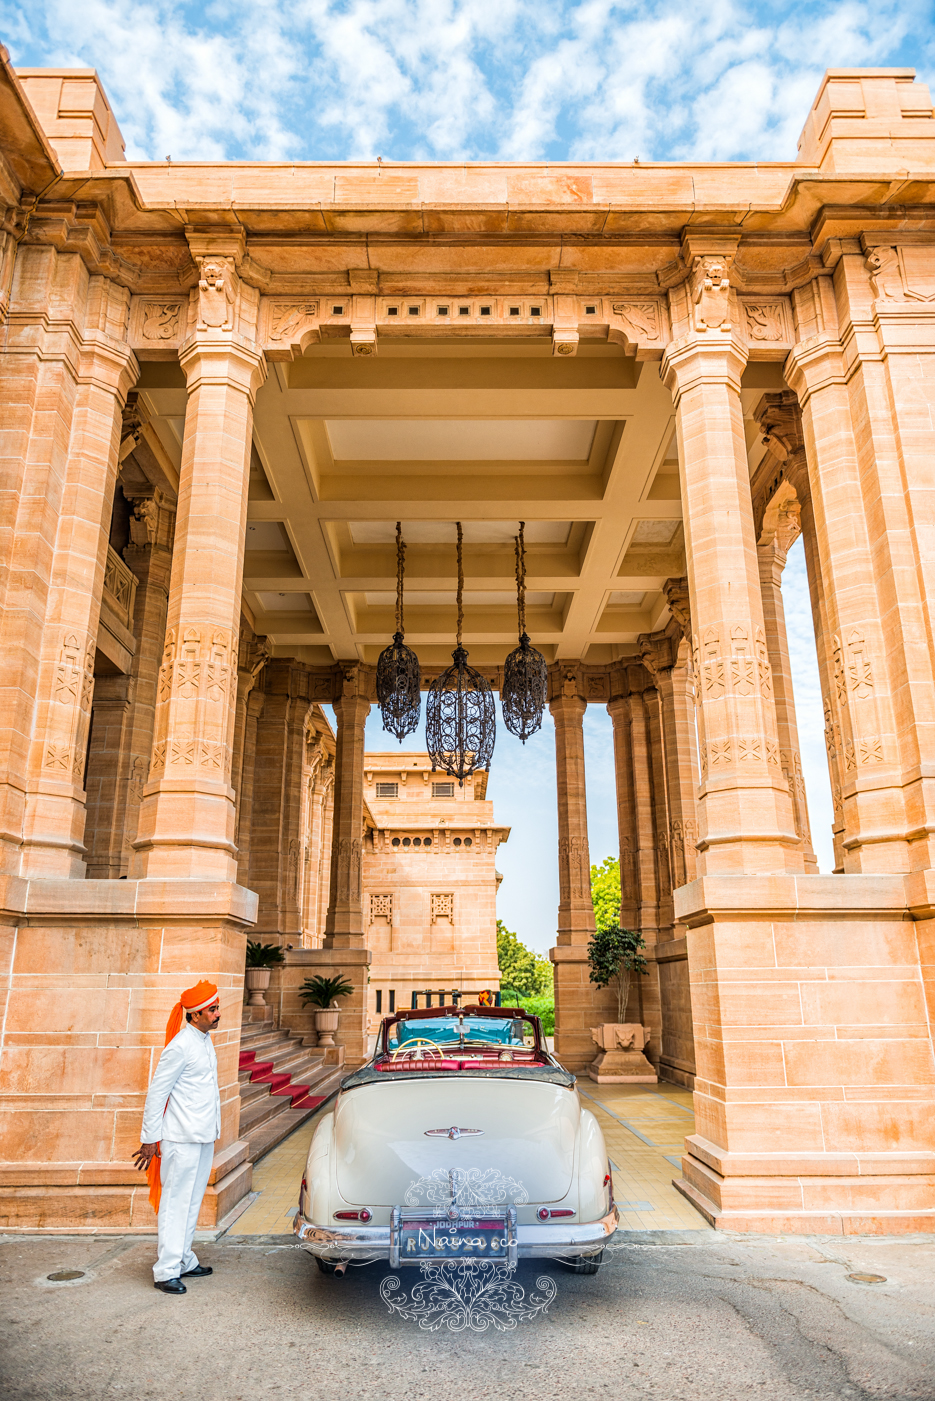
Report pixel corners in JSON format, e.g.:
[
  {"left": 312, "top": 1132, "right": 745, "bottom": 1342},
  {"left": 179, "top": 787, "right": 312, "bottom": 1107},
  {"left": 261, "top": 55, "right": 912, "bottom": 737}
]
[
  {"left": 502, "top": 520, "right": 548, "bottom": 743},
  {"left": 376, "top": 521, "right": 421, "bottom": 742},
  {"left": 426, "top": 522, "right": 496, "bottom": 785}
]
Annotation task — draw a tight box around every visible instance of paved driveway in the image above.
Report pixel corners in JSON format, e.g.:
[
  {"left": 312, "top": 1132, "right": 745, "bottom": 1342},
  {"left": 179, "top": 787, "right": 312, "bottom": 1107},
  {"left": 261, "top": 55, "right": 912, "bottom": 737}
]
[{"left": 2, "top": 1228, "right": 933, "bottom": 1400}]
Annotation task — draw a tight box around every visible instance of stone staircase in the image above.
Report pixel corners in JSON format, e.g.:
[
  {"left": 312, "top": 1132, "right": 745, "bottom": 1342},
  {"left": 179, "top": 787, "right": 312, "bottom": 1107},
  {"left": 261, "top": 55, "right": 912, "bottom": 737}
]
[{"left": 238, "top": 1008, "right": 344, "bottom": 1163}]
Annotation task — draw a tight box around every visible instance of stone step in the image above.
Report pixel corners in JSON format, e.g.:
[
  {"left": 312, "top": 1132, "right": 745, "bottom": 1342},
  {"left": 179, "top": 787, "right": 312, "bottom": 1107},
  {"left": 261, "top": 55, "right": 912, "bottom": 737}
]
[
  {"left": 242, "top": 1069, "right": 344, "bottom": 1164},
  {"left": 239, "top": 1031, "right": 295, "bottom": 1059},
  {"left": 249, "top": 1043, "right": 319, "bottom": 1079},
  {"left": 239, "top": 1090, "right": 291, "bottom": 1136}
]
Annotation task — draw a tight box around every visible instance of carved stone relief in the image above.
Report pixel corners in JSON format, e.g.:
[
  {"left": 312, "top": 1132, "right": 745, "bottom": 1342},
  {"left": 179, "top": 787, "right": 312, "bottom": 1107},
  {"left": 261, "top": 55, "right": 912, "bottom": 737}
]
[
  {"left": 269, "top": 301, "right": 320, "bottom": 341},
  {"left": 866, "top": 245, "right": 935, "bottom": 303},
  {"left": 691, "top": 256, "right": 731, "bottom": 332},
  {"left": 741, "top": 299, "right": 790, "bottom": 344},
  {"left": 196, "top": 256, "right": 237, "bottom": 330}
]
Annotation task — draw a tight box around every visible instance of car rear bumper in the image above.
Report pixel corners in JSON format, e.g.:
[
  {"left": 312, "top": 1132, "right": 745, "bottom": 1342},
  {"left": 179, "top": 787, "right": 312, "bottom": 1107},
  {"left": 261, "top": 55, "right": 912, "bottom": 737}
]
[{"left": 293, "top": 1205, "right": 619, "bottom": 1262}]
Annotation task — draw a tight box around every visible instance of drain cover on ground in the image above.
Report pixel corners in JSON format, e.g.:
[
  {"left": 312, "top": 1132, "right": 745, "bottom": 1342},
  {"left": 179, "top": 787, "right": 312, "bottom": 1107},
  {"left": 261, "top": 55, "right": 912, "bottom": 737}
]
[
  {"left": 47, "top": 1269, "right": 85, "bottom": 1282},
  {"left": 847, "top": 1272, "right": 886, "bottom": 1284}
]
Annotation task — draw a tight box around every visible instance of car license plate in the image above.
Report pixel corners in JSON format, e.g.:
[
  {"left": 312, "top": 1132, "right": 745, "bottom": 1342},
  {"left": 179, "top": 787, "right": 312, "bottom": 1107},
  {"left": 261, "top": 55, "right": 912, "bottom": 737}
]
[{"left": 398, "top": 1215, "right": 508, "bottom": 1262}]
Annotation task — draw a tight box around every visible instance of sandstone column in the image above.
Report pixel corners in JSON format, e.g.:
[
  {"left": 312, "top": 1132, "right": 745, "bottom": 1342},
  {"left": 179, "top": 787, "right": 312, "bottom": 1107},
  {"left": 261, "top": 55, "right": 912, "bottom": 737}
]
[
  {"left": 321, "top": 668, "right": 371, "bottom": 1064},
  {"left": 132, "top": 255, "right": 265, "bottom": 881},
  {"left": 84, "top": 674, "right": 134, "bottom": 879},
  {"left": 607, "top": 690, "right": 639, "bottom": 931},
  {"left": 753, "top": 393, "right": 844, "bottom": 871},
  {"left": 231, "top": 632, "right": 270, "bottom": 828},
  {"left": 756, "top": 500, "right": 818, "bottom": 872},
  {"left": 786, "top": 274, "right": 907, "bottom": 873},
  {"left": 662, "top": 260, "right": 800, "bottom": 877},
  {"left": 235, "top": 689, "right": 264, "bottom": 886},
  {"left": 249, "top": 659, "right": 310, "bottom": 942},
  {"left": 17, "top": 277, "right": 138, "bottom": 877},
  {"left": 324, "top": 674, "right": 370, "bottom": 948},
  {"left": 627, "top": 676, "right": 661, "bottom": 936},
  {"left": 550, "top": 672, "right": 613, "bottom": 1069}
]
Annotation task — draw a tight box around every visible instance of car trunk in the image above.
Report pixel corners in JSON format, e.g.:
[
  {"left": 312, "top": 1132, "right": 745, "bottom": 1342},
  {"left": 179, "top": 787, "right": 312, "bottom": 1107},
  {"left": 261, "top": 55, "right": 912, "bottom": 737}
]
[{"left": 334, "top": 1077, "right": 579, "bottom": 1207}]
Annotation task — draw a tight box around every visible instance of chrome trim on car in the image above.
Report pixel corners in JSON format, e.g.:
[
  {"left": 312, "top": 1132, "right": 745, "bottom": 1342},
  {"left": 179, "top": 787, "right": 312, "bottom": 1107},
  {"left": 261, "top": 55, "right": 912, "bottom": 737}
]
[
  {"left": 423, "top": 1126, "right": 484, "bottom": 1139},
  {"left": 293, "top": 1205, "right": 619, "bottom": 1262}
]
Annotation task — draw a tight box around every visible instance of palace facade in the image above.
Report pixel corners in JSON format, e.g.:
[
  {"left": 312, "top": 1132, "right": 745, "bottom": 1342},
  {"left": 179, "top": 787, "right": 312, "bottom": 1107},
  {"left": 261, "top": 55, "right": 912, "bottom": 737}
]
[{"left": 2, "top": 54, "right": 935, "bottom": 1235}]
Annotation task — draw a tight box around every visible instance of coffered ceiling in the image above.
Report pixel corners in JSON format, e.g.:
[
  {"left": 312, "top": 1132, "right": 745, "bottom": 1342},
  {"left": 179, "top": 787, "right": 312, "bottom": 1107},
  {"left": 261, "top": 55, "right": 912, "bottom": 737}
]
[{"left": 136, "top": 342, "right": 782, "bottom": 668}]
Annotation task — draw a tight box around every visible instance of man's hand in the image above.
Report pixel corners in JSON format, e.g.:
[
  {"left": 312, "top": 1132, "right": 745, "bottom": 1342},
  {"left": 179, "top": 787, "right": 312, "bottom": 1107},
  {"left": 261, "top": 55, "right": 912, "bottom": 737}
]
[{"left": 133, "top": 1142, "right": 158, "bottom": 1172}]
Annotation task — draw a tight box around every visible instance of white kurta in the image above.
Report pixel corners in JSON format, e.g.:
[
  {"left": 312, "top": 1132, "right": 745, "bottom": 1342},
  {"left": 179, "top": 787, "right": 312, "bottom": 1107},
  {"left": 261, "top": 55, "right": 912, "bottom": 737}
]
[
  {"left": 141, "top": 1022, "right": 221, "bottom": 1144},
  {"left": 142, "top": 1022, "right": 221, "bottom": 1282}
]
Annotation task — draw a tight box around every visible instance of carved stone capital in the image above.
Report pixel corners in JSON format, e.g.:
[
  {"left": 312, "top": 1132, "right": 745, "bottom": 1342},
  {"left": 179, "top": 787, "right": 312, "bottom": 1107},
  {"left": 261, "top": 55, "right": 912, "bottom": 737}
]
[{"left": 663, "top": 577, "right": 691, "bottom": 638}]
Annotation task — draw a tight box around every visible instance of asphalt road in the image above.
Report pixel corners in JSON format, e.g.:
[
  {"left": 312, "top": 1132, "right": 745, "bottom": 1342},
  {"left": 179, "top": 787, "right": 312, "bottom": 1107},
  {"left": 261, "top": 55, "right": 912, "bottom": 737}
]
[{"left": 1, "top": 1229, "right": 933, "bottom": 1400}]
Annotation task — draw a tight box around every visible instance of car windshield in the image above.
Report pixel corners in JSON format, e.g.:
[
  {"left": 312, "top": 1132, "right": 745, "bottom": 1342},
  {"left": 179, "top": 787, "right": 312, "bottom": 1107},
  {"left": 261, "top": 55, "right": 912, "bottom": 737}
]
[
  {"left": 338, "top": 1005, "right": 575, "bottom": 1091},
  {"left": 389, "top": 1015, "right": 529, "bottom": 1050}
]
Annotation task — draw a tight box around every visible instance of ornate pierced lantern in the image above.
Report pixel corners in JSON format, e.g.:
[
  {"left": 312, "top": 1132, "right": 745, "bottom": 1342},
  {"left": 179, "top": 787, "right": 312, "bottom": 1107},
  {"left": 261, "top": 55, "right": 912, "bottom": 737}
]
[
  {"left": 502, "top": 521, "right": 548, "bottom": 743},
  {"left": 376, "top": 521, "right": 421, "bottom": 743},
  {"left": 426, "top": 523, "right": 496, "bottom": 784}
]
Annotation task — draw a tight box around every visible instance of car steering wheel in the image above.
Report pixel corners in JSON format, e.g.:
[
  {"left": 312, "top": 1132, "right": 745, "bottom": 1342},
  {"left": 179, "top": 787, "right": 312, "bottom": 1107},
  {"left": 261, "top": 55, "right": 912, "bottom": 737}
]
[{"left": 390, "top": 1037, "right": 446, "bottom": 1060}]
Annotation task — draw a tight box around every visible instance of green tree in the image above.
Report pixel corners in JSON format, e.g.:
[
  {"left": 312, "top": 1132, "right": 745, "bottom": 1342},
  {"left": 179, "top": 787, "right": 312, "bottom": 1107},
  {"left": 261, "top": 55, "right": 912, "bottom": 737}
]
[
  {"left": 587, "top": 925, "right": 647, "bottom": 1023},
  {"left": 496, "top": 920, "right": 553, "bottom": 1000},
  {"left": 590, "top": 856, "right": 621, "bottom": 933}
]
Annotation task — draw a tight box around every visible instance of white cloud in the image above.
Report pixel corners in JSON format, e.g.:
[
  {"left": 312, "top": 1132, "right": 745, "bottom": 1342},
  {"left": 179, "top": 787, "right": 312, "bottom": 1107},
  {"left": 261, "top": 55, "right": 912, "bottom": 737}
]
[{"left": 4, "top": 0, "right": 930, "bottom": 163}]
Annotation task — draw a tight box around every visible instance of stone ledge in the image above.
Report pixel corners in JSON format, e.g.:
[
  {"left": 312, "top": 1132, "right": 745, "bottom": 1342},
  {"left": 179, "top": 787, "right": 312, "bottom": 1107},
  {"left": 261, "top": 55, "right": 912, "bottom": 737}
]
[
  {"left": 684, "top": 1134, "right": 935, "bottom": 1178},
  {"left": 0, "top": 1139, "right": 250, "bottom": 1189},
  {"left": 674, "top": 874, "right": 908, "bottom": 923},
  {"left": 6, "top": 878, "right": 259, "bottom": 924},
  {"left": 674, "top": 1176, "right": 935, "bottom": 1236}
]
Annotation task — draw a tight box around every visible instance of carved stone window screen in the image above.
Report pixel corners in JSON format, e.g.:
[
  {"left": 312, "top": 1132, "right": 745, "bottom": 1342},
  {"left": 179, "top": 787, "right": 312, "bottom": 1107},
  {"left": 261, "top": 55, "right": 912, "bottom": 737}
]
[
  {"left": 376, "top": 781, "right": 398, "bottom": 798},
  {"left": 370, "top": 893, "right": 393, "bottom": 922},
  {"left": 432, "top": 781, "right": 455, "bottom": 798},
  {"left": 431, "top": 893, "right": 454, "bottom": 923}
]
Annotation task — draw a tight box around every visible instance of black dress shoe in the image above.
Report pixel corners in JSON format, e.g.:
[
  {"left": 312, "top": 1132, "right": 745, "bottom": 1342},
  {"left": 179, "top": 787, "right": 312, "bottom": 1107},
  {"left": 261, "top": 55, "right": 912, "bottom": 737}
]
[
  {"left": 181, "top": 1264, "right": 213, "bottom": 1278},
  {"left": 154, "top": 1278, "right": 186, "bottom": 1295}
]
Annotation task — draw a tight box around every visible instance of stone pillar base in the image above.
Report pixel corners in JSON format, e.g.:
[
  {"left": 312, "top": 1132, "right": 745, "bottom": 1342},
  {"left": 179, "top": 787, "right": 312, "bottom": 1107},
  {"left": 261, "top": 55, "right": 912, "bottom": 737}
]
[
  {"left": 588, "top": 1049, "right": 657, "bottom": 1083},
  {"left": 0, "top": 1140, "right": 252, "bottom": 1233},
  {"left": 0, "top": 876, "right": 258, "bottom": 1235},
  {"left": 674, "top": 873, "right": 935, "bottom": 1236},
  {"left": 550, "top": 947, "right": 618, "bottom": 1071},
  {"left": 674, "top": 1138, "right": 935, "bottom": 1235}
]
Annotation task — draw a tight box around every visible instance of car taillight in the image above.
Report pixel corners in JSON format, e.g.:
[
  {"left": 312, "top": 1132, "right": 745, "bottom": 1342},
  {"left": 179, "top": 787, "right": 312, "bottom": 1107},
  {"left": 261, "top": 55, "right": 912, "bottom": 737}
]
[
  {"left": 603, "top": 1173, "right": 611, "bottom": 1187},
  {"left": 333, "top": 1208, "right": 372, "bottom": 1222},
  {"left": 537, "top": 1207, "right": 574, "bottom": 1220}
]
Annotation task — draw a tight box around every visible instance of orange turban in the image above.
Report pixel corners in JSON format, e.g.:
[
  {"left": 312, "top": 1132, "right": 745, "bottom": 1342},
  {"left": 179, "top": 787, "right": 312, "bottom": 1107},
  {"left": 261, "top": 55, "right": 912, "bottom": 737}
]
[
  {"left": 146, "top": 981, "right": 219, "bottom": 1213},
  {"left": 163, "top": 981, "right": 219, "bottom": 1047}
]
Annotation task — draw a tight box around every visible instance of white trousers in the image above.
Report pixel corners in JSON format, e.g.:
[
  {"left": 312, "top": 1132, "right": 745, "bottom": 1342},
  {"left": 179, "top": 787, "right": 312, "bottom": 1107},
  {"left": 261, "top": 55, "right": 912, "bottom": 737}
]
[{"left": 154, "top": 1140, "right": 214, "bottom": 1282}]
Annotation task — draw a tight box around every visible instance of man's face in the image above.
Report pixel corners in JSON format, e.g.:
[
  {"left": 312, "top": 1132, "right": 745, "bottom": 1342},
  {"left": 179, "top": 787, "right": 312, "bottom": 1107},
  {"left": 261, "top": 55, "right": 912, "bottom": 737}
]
[{"left": 190, "top": 1000, "right": 221, "bottom": 1033}]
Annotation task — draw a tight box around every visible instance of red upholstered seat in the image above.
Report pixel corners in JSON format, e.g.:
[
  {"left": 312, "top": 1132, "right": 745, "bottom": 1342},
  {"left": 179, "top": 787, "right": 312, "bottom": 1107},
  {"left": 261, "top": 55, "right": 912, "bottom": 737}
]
[{"left": 377, "top": 1059, "right": 461, "bottom": 1072}]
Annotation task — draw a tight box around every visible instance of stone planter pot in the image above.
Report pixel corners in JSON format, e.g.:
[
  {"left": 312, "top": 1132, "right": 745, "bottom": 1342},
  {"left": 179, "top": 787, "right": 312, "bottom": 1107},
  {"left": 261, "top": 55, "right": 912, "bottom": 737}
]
[
  {"left": 245, "top": 967, "right": 272, "bottom": 1008},
  {"left": 588, "top": 1023, "right": 657, "bottom": 1083},
  {"left": 314, "top": 1007, "right": 340, "bottom": 1047}
]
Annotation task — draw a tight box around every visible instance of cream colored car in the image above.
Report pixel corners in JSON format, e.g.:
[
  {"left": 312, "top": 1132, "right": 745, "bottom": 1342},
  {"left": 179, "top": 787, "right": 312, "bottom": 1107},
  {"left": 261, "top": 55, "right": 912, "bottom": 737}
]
[{"left": 293, "top": 1005, "right": 619, "bottom": 1276}]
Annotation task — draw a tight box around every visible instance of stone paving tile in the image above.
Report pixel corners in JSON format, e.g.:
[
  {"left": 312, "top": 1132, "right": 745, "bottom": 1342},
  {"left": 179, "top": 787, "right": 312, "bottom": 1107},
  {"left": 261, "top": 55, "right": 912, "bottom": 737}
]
[
  {"left": 231, "top": 1077, "right": 703, "bottom": 1236},
  {"left": 232, "top": 1107, "right": 329, "bottom": 1236}
]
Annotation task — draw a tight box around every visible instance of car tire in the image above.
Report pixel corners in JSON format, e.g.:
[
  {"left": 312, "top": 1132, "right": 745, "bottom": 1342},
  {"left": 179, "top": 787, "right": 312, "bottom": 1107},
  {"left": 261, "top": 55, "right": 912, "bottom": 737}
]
[
  {"left": 315, "top": 1257, "right": 343, "bottom": 1275},
  {"left": 564, "top": 1251, "right": 603, "bottom": 1274}
]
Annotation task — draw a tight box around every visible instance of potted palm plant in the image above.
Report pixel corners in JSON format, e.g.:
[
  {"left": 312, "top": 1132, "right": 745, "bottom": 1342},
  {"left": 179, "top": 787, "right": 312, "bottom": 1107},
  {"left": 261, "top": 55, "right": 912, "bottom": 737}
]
[
  {"left": 299, "top": 974, "right": 354, "bottom": 1047},
  {"left": 244, "top": 940, "right": 285, "bottom": 1008}
]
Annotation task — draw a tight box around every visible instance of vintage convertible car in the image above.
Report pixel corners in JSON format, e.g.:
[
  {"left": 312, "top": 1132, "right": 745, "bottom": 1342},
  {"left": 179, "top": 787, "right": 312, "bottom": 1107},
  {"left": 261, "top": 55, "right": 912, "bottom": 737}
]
[{"left": 293, "top": 1004, "right": 618, "bottom": 1275}]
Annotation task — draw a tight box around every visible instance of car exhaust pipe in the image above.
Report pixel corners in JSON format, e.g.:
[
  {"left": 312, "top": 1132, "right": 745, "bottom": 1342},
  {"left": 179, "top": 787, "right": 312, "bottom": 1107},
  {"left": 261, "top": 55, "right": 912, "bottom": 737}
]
[{"left": 334, "top": 1260, "right": 348, "bottom": 1276}]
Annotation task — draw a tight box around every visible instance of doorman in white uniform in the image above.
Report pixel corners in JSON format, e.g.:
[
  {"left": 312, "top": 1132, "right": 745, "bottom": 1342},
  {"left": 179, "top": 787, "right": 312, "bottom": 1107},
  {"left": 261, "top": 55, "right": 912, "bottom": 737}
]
[{"left": 134, "top": 981, "right": 222, "bottom": 1295}]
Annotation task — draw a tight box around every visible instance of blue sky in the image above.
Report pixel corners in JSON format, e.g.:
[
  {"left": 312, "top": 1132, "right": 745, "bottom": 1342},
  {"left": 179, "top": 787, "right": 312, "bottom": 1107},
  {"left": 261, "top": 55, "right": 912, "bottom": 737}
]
[
  {"left": 2, "top": 1, "right": 933, "bottom": 164},
  {"left": 3, "top": 1, "right": 926, "bottom": 949}
]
